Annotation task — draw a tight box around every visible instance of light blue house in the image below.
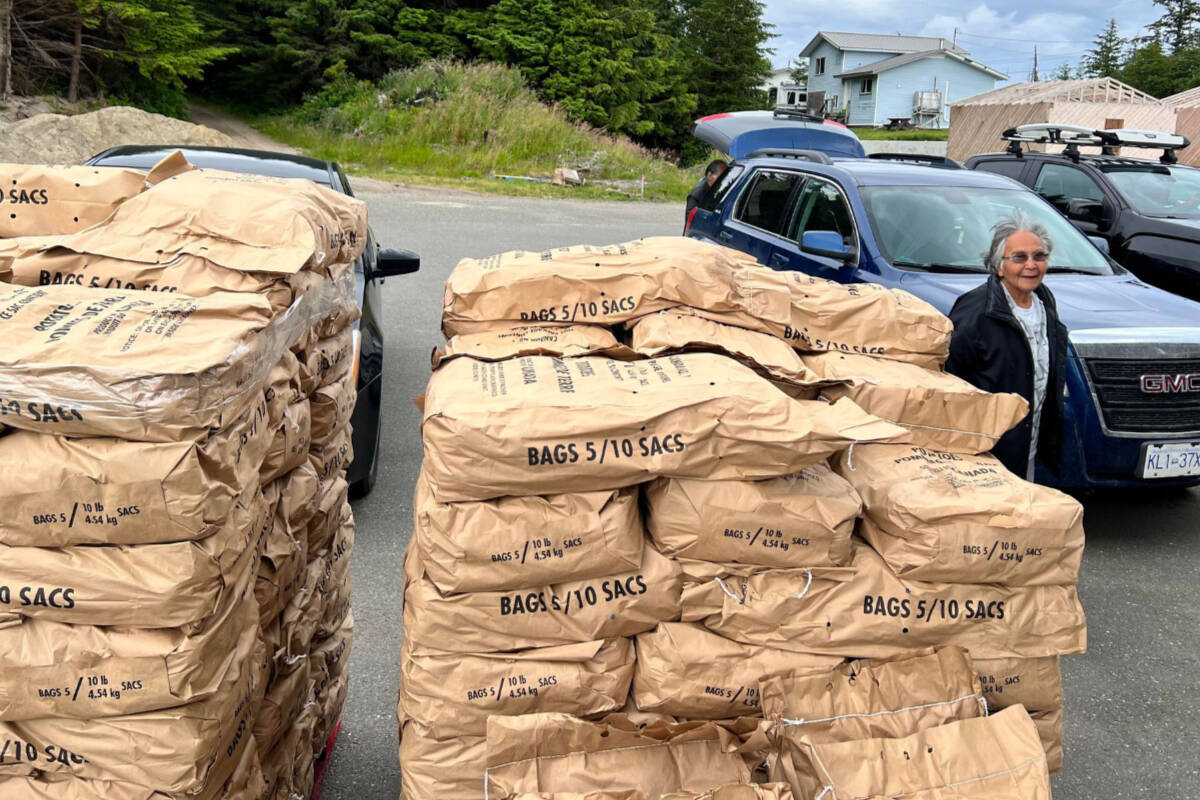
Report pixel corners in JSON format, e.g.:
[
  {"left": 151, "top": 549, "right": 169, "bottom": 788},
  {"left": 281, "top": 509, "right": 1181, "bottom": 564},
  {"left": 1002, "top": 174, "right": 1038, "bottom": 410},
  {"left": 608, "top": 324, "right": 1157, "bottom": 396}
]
[{"left": 798, "top": 31, "right": 1007, "bottom": 127}]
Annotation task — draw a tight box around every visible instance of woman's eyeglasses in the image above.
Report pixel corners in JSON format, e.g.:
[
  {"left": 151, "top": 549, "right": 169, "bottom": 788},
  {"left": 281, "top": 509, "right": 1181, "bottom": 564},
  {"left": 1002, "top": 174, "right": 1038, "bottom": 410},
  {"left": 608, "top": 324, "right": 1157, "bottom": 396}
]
[{"left": 1003, "top": 251, "right": 1049, "bottom": 264}]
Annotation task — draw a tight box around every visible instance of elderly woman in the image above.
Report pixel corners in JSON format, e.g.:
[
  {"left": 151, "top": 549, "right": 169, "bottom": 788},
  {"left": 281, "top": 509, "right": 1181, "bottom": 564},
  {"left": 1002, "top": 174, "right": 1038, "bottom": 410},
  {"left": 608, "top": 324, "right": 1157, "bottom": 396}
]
[{"left": 946, "top": 213, "right": 1068, "bottom": 481}]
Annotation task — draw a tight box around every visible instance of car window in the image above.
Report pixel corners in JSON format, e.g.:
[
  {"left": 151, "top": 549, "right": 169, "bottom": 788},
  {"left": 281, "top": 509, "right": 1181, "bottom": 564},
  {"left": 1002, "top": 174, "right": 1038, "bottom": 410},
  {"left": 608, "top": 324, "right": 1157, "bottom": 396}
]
[
  {"left": 1102, "top": 164, "right": 1200, "bottom": 218},
  {"left": 734, "top": 169, "right": 803, "bottom": 235},
  {"left": 788, "top": 176, "right": 857, "bottom": 250},
  {"left": 699, "top": 164, "right": 745, "bottom": 212},
  {"left": 861, "top": 185, "right": 1115, "bottom": 274},
  {"left": 1033, "top": 163, "right": 1105, "bottom": 210},
  {"left": 973, "top": 160, "right": 1026, "bottom": 181}
]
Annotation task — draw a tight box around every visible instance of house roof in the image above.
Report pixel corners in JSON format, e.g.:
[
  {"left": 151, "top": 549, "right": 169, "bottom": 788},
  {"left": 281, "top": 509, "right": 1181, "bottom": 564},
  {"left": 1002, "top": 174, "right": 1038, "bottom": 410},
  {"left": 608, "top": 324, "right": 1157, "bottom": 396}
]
[
  {"left": 800, "top": 31, "right": 965, "bottom": 57},
  {"left": 834, "top": 48, "right": 1007, "bottom": 80},
  {"left": 1164, "top": 86, "right": 1200, "bottom": 107},
  {"left": 952, "top": 78, "right": 1160, "bottom": 106}
]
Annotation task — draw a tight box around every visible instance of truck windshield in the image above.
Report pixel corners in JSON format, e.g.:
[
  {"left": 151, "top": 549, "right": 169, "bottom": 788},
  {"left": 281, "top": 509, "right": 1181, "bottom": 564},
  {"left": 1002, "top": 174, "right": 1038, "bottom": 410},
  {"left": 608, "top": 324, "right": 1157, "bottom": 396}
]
[
  {"left": 861, "top": 186, "right": 1115, "bottom": 275},
  {"left": 1102, "top": 165, "right": 1200, "bottom": 219}
]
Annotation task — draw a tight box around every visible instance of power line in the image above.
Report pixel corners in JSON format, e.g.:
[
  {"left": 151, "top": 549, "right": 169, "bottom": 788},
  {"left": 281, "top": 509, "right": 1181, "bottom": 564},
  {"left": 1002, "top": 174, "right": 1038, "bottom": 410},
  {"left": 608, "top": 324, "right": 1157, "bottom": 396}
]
[{"left": 955, "top": 31, "right": 1098, "bottom": 45}]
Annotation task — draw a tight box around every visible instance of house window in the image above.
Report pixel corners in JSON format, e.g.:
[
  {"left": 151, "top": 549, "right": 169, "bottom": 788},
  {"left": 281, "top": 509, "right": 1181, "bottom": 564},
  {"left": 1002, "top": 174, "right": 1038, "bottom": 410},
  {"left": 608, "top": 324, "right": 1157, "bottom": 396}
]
[
  {"left": 786, "top": 91, "right": 796, "bottom": 105},
  {"left": 815, "top": 57, "right": 826, "bottom": 75},
  {"left": 860, "top": 78, "right": 873, "bottom": 94},
  {"left": 768, "top": 88, "right": 778, "bottom": 106}
]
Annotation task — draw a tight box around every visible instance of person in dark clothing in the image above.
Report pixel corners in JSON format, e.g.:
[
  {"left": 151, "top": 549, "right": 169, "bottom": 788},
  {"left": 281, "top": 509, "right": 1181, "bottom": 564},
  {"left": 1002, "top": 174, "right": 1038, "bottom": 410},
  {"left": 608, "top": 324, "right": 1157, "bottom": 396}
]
[
  {"left": 684, "top": 159, "right": 728, "bottom": 220},
  {"left": 945, "top": 212, "right": 1068, "bottom": 481}
]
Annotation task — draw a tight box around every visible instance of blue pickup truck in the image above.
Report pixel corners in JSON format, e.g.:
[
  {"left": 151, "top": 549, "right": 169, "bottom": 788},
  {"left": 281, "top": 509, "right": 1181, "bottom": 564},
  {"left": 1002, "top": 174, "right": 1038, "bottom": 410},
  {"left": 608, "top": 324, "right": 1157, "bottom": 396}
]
[{"left": 685, "top": 144, "right": 1200, "bottom": 490}]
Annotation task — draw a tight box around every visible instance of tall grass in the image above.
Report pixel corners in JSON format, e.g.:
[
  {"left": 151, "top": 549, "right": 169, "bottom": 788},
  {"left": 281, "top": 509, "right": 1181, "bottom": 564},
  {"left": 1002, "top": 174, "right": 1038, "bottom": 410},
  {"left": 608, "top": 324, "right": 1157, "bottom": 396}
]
[{"left": 257, "top": 61, "right": 697, "bottom": 201}]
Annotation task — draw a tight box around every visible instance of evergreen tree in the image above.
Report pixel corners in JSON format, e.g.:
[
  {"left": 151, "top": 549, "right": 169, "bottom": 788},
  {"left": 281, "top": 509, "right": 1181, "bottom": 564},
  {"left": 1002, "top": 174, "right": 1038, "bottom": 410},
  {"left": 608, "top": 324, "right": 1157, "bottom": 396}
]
[
  {"left": 1147, "top": 0, "right": 1199, "bottom": 53},
  {"left": 1082, "top": 19, "right": 1126, "bottom": 77},
  {"left": 1050, "top": 61, "right": 1075, "bottom": 80},
  {"left": 471, "top": 0, "right": 694, "bottom": 142},
  {"left": 682, "top": 0, "right": 773, "bottom": 116}
]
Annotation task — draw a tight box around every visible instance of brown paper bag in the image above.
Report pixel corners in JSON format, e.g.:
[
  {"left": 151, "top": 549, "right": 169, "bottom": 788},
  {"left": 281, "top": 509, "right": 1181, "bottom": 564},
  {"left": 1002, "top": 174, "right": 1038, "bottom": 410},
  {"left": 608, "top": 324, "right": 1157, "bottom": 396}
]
[
  {"left": 680, "top": 541, "right": 1087, "bottom": 659},
  {"left": 804, "top": 352, "right": 1028, "bottom": 454},
  {"left": 310, "top": 423, "right": 354, "bottom": 484},
  {"left": 56, "top": 160, "right": 368, "bottom": 278},
  {"left": 780, "top": 705, "right": 1051, "bottom": 800},
  {"left": 0, "top": 729, "right": 266, "bottom": 799},
  {"left": 403, "top": 541, "right": 683, "bottom": 653},
  {"left": 260, "top": 400, "right": 312, "bottom": 484},
  {"left": 422, "top": 353, "right": 902, "bottom": 502},
  {"left": 0, "top": 486, "right": 268, "bottom": 627},
  {"left": 973, "top": 656, "right": 1064, "bottom": 773},
  {"left": 0, "top": 165, "right": 146, "bottom": 237},
  {"left": 254, "top": 512, "right": 309, "bottom": 626},
  {"left": 8, "top": 246, "right": 322, "bottom": 313},
  {"left": 263, "top": 693, "right": 319, "bottom": 800},
  {"left": 297, "top": 326, "right": 354, "bottom": 397},
  {"left": 315, "top": 513, "right": 354, "bottom": 638},
  {"left": 633, "top": 623, "right": 839, "bottom": 718},
  {"left": 310, "top": 371, "right": 356, "bottom": 447},
  {"left": 0, "top": 284, "right": 278, "bottom": 441},
  {"left": 0, "top": 630, "right": 263, "bottom": 795},
  {"left": 760, "top": 647, "right": 984, "bottom": 754},
  {"left": 484, "top": 714, "right": 753, "bottom": 799},
  {"left": 310, "top": 612, "right": 354, "bottom": 714},
  {"left": 643, "top": 466, "right": 861, "bottom": 568},
  {"left": 508, "top": 786, "right": 794, "bottom": 800},
  {"left": 275, "top": 554, "right": 325, "bottom": 673},
  {"left": 308, "top": 475, "right": 349, "bottom": 555},
  {"left": 835, "top": 444, "right": 1085, "bottom": 586},
  {"left": 399, "top": 637, "right": 634, "bottom": 737},
  {"left": 629, "top": 308, "right": 825, "bottom": 396},
  {"left": 415, "top": 469, "right": 644, "bottom": 593},
  {"left": 441, "top": 237, "right": 791, "bottom": 337},
  {"left": 973, "top": 656, "right": 1062, "bottom": 714},
  {"left": 253, "top": 663, "right": 312, "bottom": 753},
  {"left": 0, "top": 425, "right": 255, "bottom": 547},
  {"left": 0, "top": 572, "right": 257, "bottom": 720},
  {"left": 271, "top": 462, "right": 321, "bottom": 536},
  {"left": 0, "top": 236, "right": 62, "bottom": 282},
  {"left": 399, "top": 720, "right": 487, "bottom": 800},
  {"left": 433, "top": 323, "right": 636, "bottom": 369}
]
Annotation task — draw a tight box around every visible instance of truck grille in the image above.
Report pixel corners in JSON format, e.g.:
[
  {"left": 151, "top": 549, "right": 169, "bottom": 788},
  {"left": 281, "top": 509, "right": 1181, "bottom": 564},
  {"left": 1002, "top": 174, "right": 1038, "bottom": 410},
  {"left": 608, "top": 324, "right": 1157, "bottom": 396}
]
[{"left": 1086, "top": 358, "right": 1200, "bottom": 434}]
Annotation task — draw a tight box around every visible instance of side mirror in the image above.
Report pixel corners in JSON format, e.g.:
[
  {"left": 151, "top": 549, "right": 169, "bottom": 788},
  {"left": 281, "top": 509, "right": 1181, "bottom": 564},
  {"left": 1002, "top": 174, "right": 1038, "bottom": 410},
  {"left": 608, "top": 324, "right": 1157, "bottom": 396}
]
[
  {"left": 1087, "top": 235, "right": 1110, "bottom": 255},
  {"left": 800, "top": 230, "right": 855, "bottom": 262},
  {"left": 374, "top": 247, "right": 421, "bottom": 278},
  {"left": 1065, "top": 198, "right": 1103, "bottom": 222}
]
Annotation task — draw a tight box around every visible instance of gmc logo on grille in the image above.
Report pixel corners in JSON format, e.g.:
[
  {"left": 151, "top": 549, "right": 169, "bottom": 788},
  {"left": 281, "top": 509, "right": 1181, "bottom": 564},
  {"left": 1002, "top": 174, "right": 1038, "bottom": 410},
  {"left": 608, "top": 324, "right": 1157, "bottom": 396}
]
[{"left": 1141, "top": 374, "right": 1200, "bottom": 393}]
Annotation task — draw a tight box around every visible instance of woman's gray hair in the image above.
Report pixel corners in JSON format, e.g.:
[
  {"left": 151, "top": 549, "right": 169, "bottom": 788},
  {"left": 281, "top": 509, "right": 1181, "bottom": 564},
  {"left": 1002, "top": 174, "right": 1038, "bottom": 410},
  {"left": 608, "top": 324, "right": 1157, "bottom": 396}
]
[{"left": 983, "top": 211, "right": 1053, "bottom": 272}]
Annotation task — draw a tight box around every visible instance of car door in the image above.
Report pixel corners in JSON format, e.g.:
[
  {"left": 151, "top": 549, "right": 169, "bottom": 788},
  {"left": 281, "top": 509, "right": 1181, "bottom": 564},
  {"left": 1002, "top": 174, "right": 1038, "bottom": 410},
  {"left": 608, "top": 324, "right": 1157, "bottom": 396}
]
[
  {"left": 1031, "top": 162, "right": 1113, "bottom": 237},
  {"left": 767, "top": 174, "right": 860, "bottom": 283},
  {"left": 717, "top": 167, "right": 806, "bottom": 265}
]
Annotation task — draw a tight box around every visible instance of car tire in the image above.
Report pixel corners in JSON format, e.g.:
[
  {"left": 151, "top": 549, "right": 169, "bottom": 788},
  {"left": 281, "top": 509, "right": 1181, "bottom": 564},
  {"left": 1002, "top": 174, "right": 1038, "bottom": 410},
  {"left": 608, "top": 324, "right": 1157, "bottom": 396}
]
[{"left": 349, "top": 409, "right": 381, "bottom": 500}]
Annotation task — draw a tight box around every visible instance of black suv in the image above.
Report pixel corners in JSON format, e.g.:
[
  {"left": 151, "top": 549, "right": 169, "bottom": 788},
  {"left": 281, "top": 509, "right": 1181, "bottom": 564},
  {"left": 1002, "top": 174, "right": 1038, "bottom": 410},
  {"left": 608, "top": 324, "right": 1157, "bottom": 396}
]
[{"left": 966, "top": 124, "right": 1200, "bottom": 299}]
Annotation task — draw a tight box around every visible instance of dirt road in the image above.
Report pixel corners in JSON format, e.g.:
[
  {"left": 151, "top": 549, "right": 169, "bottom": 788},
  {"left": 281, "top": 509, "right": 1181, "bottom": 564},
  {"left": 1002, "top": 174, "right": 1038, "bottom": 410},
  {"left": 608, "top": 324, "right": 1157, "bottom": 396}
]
[{"left": 186, "top": 103, "right": 298, "bottom": 154}]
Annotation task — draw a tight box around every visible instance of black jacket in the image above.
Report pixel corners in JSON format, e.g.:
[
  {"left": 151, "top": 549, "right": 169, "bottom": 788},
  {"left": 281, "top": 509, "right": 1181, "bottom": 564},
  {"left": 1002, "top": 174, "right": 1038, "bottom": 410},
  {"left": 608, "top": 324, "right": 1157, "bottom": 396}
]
[
  {"left": 945, "top": 274, "right": 1069, "bottom": 476},
  {"left": 685, "top": 177, "right": 707, "bottom": 219}
]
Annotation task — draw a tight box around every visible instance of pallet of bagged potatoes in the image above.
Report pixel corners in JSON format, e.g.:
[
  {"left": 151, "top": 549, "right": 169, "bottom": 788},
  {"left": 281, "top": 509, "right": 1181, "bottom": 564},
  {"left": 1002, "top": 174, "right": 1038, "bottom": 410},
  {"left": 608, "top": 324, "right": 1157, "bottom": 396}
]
[
  {"left": 0, "top": 153, "right": 362, "bottom": 800},
  {"left": 398, "top": 237, "right": 1085, "bottom": 800}
]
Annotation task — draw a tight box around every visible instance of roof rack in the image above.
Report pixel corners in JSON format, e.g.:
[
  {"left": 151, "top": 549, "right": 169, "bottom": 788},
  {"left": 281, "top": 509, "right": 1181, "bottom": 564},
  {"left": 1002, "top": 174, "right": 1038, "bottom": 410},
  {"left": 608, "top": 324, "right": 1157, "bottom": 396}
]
[
  {"left": 867, "top": 152, "right": 963, "bottom": 169},
  {"left": 772, "top": 108, "right": 826, "bottom": 124},
  {"left": 744, "top": 148, "right": 834, "bottom": 165},
  {"left": 1001, "top": 123, "right": 1190, "bottom": 164}
]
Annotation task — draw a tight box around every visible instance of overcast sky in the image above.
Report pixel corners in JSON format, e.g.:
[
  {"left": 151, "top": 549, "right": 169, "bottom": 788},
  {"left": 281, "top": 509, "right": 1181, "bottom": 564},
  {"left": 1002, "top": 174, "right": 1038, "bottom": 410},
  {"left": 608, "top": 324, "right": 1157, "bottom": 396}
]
[{"left": 765, "top": 0, "right": 1161, "bottom": 80}]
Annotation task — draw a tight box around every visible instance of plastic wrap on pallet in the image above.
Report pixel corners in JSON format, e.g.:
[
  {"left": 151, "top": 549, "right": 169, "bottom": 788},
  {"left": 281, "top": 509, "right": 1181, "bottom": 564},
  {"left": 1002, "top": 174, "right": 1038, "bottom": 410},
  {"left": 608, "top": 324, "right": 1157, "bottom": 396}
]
[{"left": 0, "top": 271, "right": 355, "bottom": 442}]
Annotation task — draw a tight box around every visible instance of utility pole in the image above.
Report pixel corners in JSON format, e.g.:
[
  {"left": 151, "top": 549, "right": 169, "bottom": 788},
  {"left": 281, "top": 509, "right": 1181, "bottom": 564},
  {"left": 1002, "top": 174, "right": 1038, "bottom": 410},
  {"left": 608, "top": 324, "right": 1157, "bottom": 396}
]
[
  {"left": 0, "top": 0, "right": 12, "bottom": 101},
  {"left": 953, "top": 27, "right": 958, "bottom": 48},
  {"left": 1031, "top": 45, "right": 1039, "bottom": 82}
]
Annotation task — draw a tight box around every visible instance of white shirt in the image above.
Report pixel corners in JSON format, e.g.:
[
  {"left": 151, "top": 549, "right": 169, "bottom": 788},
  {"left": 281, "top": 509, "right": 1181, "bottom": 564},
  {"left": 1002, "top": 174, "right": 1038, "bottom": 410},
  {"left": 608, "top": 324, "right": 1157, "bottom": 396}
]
[{"left": 1004, "top": 291, "right": 1049, "bottom": 480}]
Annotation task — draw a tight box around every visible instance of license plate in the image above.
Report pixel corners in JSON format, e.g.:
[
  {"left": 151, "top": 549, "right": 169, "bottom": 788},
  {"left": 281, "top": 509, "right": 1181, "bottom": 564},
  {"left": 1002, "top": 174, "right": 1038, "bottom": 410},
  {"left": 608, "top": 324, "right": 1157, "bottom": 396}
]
[{"left": 1140, "top": 441, "right": 1200, "bottom": 478}]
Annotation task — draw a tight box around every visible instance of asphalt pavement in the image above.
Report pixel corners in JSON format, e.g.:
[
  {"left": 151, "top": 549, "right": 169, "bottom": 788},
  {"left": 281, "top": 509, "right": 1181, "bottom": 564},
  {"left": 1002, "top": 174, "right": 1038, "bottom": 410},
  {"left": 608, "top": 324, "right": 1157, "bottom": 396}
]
[{"left": 321, "top": 181, "right": 1200, "bottom": 799}]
